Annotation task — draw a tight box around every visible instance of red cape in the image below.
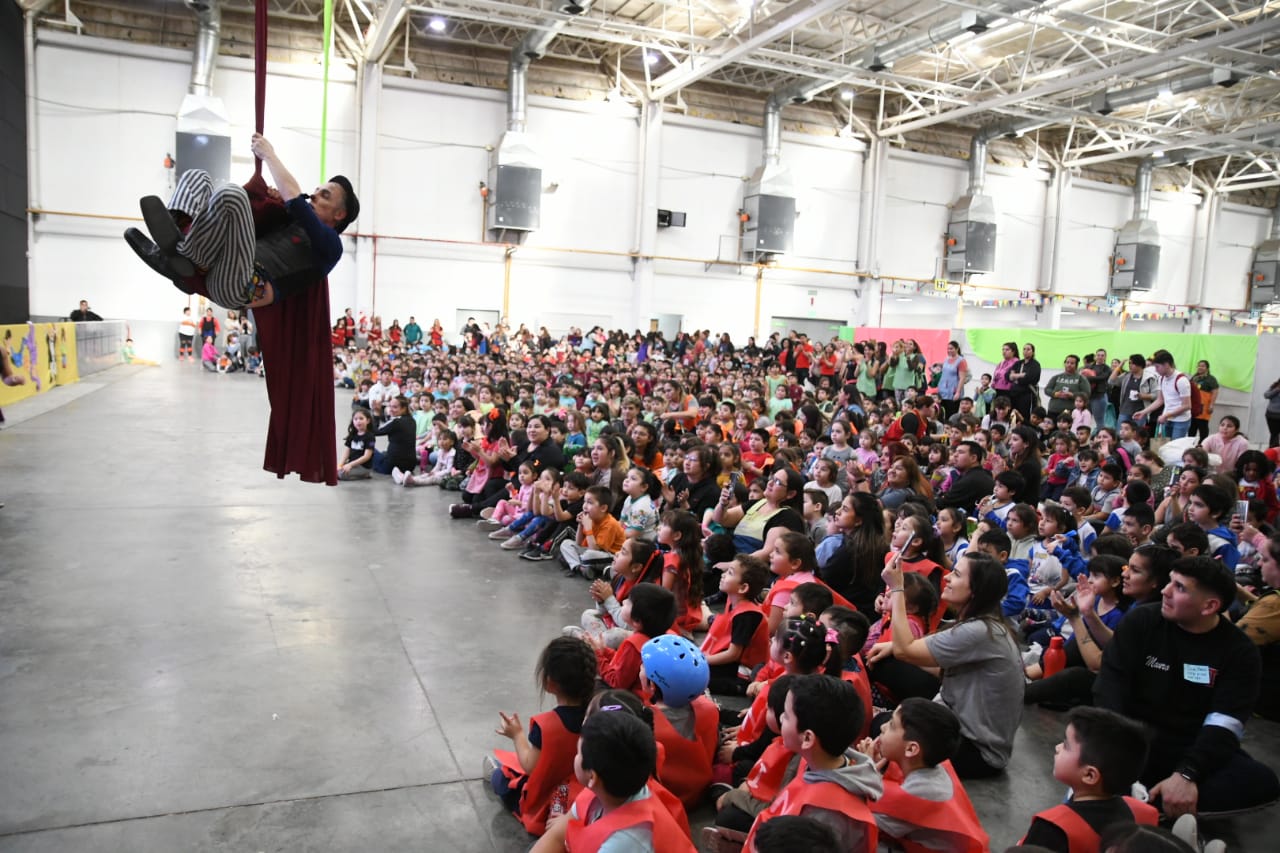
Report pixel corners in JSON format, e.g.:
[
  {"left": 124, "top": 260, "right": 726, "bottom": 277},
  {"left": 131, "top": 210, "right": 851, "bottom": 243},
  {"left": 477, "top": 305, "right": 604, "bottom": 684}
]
[{"left": 246, "top": 175, "right": 338, "bottom": 486}]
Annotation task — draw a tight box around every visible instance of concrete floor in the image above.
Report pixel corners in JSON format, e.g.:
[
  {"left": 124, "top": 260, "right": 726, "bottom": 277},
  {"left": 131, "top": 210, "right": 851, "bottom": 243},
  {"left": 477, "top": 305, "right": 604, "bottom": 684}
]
[{"left": 0, "top": 365, "right": 1276, "bottom": 852}]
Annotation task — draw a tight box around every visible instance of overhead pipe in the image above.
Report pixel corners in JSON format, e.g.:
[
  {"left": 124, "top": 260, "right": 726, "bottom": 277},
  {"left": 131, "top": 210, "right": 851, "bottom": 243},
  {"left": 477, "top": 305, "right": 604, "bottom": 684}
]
[
  {"left": 964, "top": 115, "right": 1047, "bottom": 195},
  {"left": 1091, "top": 66, "right": 1239, "bottom": 115},
  {"left": 761, "top": 78, "right": 832, "bottom": 167},
  {"left": 1133, "top": 158, "right": 1154, "bottom": 220},
  {"left": 1270, "top": 201, "right": 1280, "bottom": 243},
  {"left": 507, "top": 0, "right": 595, "bottom": 132},
  {"left": 864, "top": 1, "right": 1044, "bottom": 71},
  {"left": 184, "top": 0, "right": 221, "bottom": 96}
]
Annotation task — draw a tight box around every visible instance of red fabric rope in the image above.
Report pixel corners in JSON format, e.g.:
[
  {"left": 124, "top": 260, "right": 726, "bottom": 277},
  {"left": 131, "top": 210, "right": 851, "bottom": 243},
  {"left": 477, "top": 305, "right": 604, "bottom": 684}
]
[{"left": 253, "top": 0, "right": 267, "bottom": 176}]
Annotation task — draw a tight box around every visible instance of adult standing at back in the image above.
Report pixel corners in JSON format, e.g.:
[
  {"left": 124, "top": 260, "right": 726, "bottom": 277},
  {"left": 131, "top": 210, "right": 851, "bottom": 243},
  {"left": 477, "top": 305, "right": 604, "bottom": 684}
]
[
  {"left": 1137, "top": 350, "right": 1193, "bottom": 440},
  {"left": 1044, "top": 354, "right": 1091, "bottom": 420},
  {"left": 403, "top": 316, "right": 423, "bottom": 348},
  {"left": 1266, "top": 378, "right": 1280, "bottom": 449},
  {"left": 1189, "top": 360, "right": 1219, "bottom": 443},
  {"left": 990, "top": 341, "right": 1019, "bottom": 401},
  {"left": 1110, "top": 354, "right": 1157, "bottom": 428},
  {"left": 936, "top": 340, "right": 969, "bottom": 420},
  {"left": 1007, "top": 342, "right": 1041, "bottom": 421},
  {"left": 1083, "top": 347, "right": 1110, "bottom": 428}
]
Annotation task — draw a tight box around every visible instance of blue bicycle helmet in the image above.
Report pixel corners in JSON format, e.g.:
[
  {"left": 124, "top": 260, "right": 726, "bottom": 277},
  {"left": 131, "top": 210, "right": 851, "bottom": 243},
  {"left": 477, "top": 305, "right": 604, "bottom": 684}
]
[{"left": 640, "top": 635, "right": 709, "bottom": 707}]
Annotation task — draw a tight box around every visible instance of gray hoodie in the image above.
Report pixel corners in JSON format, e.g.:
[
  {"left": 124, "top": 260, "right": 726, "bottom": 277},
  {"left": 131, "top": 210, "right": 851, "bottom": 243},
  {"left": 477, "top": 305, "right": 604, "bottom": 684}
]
[{"left": 796, "top": 749, "right": 885, "bottom": 851}]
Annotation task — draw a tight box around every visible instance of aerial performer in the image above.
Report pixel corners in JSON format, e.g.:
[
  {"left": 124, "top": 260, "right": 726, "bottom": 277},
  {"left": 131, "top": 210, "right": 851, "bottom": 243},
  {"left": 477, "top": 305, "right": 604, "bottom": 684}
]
[{"left": 124, "top": 133, "right": 359, "bottom": 486}]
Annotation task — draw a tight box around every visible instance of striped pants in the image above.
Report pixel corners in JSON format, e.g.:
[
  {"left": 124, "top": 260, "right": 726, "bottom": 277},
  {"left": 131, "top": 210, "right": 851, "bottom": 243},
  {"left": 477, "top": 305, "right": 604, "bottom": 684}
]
[{"left": 168, "top": 170, "right": 256, "bottom": 310}]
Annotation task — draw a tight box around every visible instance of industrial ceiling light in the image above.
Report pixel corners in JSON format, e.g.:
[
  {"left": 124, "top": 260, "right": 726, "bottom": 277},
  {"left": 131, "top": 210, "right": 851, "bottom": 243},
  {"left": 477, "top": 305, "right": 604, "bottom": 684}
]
[
  {"left": 839, "top": 89, "right": 854, "bottom": 101},
  {"left": 644, "top": 51, "right": 659, "bottom": 66},
  {"left": 561, "top": 1, "right": 586, "bottom": 13},
  {"left": 428, "top": 16, "right": 446, "bottom": 32}
]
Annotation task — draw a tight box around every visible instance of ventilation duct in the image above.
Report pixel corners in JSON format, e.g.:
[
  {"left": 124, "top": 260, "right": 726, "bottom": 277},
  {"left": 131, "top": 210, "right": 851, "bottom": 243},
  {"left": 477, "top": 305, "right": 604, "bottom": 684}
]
[
  {"left": 486, "top": 0, "right": 594, "bottom": 241},
  {"left": 176, "top": 0, "right": 230, "bottom": 182},
  {"left": 861, "top": 1, "right": 1042, "bottom": 71},
  {"left": 742, "top": 80, "right": 827, "bottom": 261},
  {"left": 1250, "top": 202, "right": 1280, "bottom": 308},
  {"left": 942, "top": 114, "right": 1043, "bottom": 281},
  {"left": 1091, "top": 66, "right": 1239, "bottom": 115},
  {"left": 1111, "top": 159, "right": 1160, "bottom": 294}
]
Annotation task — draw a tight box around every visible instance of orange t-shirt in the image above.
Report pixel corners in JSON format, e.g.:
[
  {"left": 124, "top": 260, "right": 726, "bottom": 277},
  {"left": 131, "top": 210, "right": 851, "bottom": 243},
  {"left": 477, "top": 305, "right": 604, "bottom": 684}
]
[{"left": 579, "top": 513, "right": 626, "bottom": 553}]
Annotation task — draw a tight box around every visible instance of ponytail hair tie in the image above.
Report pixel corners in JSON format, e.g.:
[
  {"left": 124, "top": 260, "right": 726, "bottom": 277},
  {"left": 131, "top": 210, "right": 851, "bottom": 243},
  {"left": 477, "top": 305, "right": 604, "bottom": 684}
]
[{"left": 825, "top": 628, "right": 840, "bottom": 645}]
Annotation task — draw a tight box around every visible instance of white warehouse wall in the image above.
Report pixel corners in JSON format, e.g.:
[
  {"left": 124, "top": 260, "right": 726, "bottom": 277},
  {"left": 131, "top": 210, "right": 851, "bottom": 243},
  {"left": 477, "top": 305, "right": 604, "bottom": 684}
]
[{"left": 24, "top": 31, "right": 1275, "bottom": 343}]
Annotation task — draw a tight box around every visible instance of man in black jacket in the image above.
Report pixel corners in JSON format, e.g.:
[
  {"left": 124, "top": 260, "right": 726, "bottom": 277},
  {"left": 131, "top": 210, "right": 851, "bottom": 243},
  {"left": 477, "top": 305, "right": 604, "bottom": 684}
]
[
  {"left": 1094, "top": 556, "right": 1279, "bottom": 817},
  {"left": 936, "top": 441, "right": 994, "bottom": 517},
  {"left": 69, "top": 300, "right": 103, "bottom": 322}
]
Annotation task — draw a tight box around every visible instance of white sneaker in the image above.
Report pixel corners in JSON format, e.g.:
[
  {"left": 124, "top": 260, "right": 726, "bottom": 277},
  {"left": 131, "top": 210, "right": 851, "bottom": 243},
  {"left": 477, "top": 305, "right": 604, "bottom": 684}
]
[
  {"left": 488, "top": 527, "right": 514, "bottom": 540},
  {"left": 1172, "top": 814, "right": 1199, "bottom": 851},
  {"left": 391, "top": 468, "right": 405, "bottom": 485},
  {"left": 500, "top": 534, "right": 526, "bottom": 550}
]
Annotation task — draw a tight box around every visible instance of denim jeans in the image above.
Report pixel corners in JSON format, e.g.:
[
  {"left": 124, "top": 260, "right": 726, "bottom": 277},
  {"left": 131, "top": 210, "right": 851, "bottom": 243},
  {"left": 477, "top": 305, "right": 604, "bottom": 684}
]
[{"left": 1166, "top": 419, "right": 1190, "bottom": 440}]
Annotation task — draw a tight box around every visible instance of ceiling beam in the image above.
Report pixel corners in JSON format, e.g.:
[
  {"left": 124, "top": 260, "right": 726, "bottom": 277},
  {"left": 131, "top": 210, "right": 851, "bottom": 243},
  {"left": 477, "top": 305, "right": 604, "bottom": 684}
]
[
  {"left": 1064, "top": 120, "right": 1280, "bottom": 168},
  {"left": 364, "top": 0, "right": 407, "bottom": 63},
  {"left": 880, "top": 13, "right": 1280, "bottom": 137},
  {"left": 648, "top": 0, "right": 854, "bottom": 101}
]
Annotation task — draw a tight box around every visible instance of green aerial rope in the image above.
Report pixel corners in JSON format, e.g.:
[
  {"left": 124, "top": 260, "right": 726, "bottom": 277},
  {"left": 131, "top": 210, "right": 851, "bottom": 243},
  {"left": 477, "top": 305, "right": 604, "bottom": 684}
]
[{"left": 319, "top": 0, "right": 333, "bottom": 180}]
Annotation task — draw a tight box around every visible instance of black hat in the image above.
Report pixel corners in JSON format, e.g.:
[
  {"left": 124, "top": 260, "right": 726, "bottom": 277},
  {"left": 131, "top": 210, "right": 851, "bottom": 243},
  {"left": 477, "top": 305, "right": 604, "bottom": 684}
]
[{"left": 328, "top": 175, "right": 359, "bottom": 233}]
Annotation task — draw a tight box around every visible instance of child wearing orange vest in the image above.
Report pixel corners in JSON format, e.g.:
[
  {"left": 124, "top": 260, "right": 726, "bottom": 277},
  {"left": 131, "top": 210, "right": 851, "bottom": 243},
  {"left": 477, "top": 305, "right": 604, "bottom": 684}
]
[
  {"left": 489, "top": 636, "right": 598, "bottom": 836},
  {"left": 701, "top": 554, "right": 772, "bottom": 696},
  {"left": 574, "top": 538, "right": 663, "bottom": 648},
  {"left": 658, "top": 509, "right": 708, "bottom": 633},
  {"left": 818, "top": 605, "right": 874, "bottom": 742},
  {"left": 642, "top": 635, "right": 719, "bottom": 809},
  {"left": 763, "top": 532, "right": 856, "bottom": 636},
  {"left": 745, "top": 583, "right": 835, "bottom": 701},
  {"left": 531, "top": 711, "right": 695, "bottom": 853},
  {"left": 858, "top": 698, "right": 989, "bottom": 853},
  {"left": 744, "top": 674, "right": 884, "bottom": 852},
  {"left": 1019, "top": 707, "right": 1158, "bottom": 853},
  {"left": 586, "top": 584, "right": 677, "bottom": 695},
  {"left": 703, "top": 674, "right": 802, "bottom": 845},
  {"left": 732, "top": 617, "right": 842, "bottom": 754}
]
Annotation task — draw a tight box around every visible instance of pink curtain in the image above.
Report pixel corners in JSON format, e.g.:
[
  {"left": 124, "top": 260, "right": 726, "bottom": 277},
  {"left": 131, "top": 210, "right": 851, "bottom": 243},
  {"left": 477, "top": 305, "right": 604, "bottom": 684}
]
[{"left": 853, "top": 328, "right": 952, "bottom": 368}]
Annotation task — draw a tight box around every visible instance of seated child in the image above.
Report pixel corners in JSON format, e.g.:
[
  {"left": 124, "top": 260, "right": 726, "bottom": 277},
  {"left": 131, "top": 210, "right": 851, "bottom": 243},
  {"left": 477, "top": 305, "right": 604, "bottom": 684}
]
[
  {"left": 861, "top": 698, "right": 988, "bottom": 853},
  {"left": 587, "top": 583, "right": 677, "bottom": 695},
  {"left": 972, "top": 528, "right": 1028, "bottom": 621},
  {"left": 862, "top": 574, "right": 937, "bottom": 657},
  {"left": 1019, "top": 707, "right": 1157, "bottom": 853},
  {"left": 818, "top": 606, "right": 874, "bottom": 740},
  {"left": 518, "top": 471, "right": 588, "bottom": 561},
  {"left": 1024, "top": 504, "right": 1085, "bottom": 620},
  {"left": 744, "top": 675, "right": 883, "bottom": 853},
  {"left": 747, "top": 583, "right": 836, "bottom": 700},
  {"left": 701, "top": 555, "right": 772, "bottom": 696},
  {"left": 560, "top": 485, "right": 627, "bottom": 578},
  {"left": 741, "top": 429, "right": 775, "bottom": 487},
  {"left": 1085, "top": 463, "right": 1124, "bottom": 525},
  {"left": 484, "top": 461, "right": 536, "bottom": 528},
  {"left": 733, "top": 618, "right": 840, "bottom": 758},
  {"left": 1103, "top": 481, "right": 1153, "bottom": 532},
  {"left": 658, "top": 510, "right": 709, "bottom": 634},
  {"left": 642, "top": 635, "right": 719, "bottom": 809},
  {"left": 706, "top": 675, "right": 802, "bottom": 840},
  {"left": 489, "top": 636, "right": 598, "bottom": 836},
  {"left": 576, "top": 538, "right": 663, "bottom": 647},
  {"left": 403, "top": 429, "right": 457, "bottom": 487},
  {"left": 533, "top": 710, "right": 696, "bottom": 852},
  {"left": 1059, "top": 486, "right": 1098, "bottom": 557},
  {"left": 1043, "top": 432, "right": 1079, "bottom": 501},
  {"left": 803, "top": 488, "right": 831, "bottom": 546},
  {"left": 1003, "top": 503, "right": 1038, "bottom": 561},
  {"left": 200, "top": 335, "right": 218, "bottom": 372},
  {"left": 1071, "top": 448, "right": 1100, "bottom": 493}
]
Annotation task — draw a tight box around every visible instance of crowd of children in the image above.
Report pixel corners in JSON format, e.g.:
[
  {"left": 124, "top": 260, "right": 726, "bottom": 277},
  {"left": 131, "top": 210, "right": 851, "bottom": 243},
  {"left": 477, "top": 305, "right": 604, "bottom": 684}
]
[{"left": 329, "top": 326, "right": 1278, "bottom": 851}]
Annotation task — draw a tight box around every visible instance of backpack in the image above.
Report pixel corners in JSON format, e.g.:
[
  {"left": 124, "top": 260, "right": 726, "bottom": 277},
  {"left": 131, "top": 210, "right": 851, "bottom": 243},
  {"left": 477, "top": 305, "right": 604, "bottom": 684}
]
[{"left": 1176, "top": 373, "right": 1203, "bottom": 419}]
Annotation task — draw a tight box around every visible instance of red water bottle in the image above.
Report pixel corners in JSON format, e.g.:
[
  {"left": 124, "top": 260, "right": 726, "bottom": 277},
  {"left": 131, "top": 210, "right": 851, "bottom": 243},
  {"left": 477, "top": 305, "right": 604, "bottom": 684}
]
[{"left": 1042, "top": 636, "right": 1067, "bottom": 677}]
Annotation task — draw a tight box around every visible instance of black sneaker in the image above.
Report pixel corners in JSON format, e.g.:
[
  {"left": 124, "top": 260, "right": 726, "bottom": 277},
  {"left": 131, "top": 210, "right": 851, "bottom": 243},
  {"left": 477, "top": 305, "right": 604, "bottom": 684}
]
[
  {"left": 124, "top": 228, "right": 184, "bottom": 282},
  {"left": 704, "top": 591, "right": 727, "bottom": 607},
  {"left": 519, "top": 547, "right": 545, "bottom": 561}
]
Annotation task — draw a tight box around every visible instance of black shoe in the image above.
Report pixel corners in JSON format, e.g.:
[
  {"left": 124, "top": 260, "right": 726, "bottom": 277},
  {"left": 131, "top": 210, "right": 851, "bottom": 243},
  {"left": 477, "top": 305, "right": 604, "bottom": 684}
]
[
  {"left": 704, "top": 591, "right": 727, "bottom": 607},
  {"left": 139, "top": 196, "right": 195, "bottom": 277},
  {"left": 124, "top": 228, "right": 189, "bottom": 285}
]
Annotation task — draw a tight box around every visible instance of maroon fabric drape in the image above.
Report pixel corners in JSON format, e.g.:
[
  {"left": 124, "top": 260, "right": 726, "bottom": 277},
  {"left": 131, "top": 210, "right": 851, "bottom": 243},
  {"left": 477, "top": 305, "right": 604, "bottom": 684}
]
[{"left": 245, "top": 175, "right": 338, "bottom": 486}]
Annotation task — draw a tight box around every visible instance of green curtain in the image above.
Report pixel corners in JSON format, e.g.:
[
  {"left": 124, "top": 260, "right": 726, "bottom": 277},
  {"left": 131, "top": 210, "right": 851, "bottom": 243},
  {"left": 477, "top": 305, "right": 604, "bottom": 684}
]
[{"left": 963, "top": 329, "right": 1258, "bottom": 392}]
